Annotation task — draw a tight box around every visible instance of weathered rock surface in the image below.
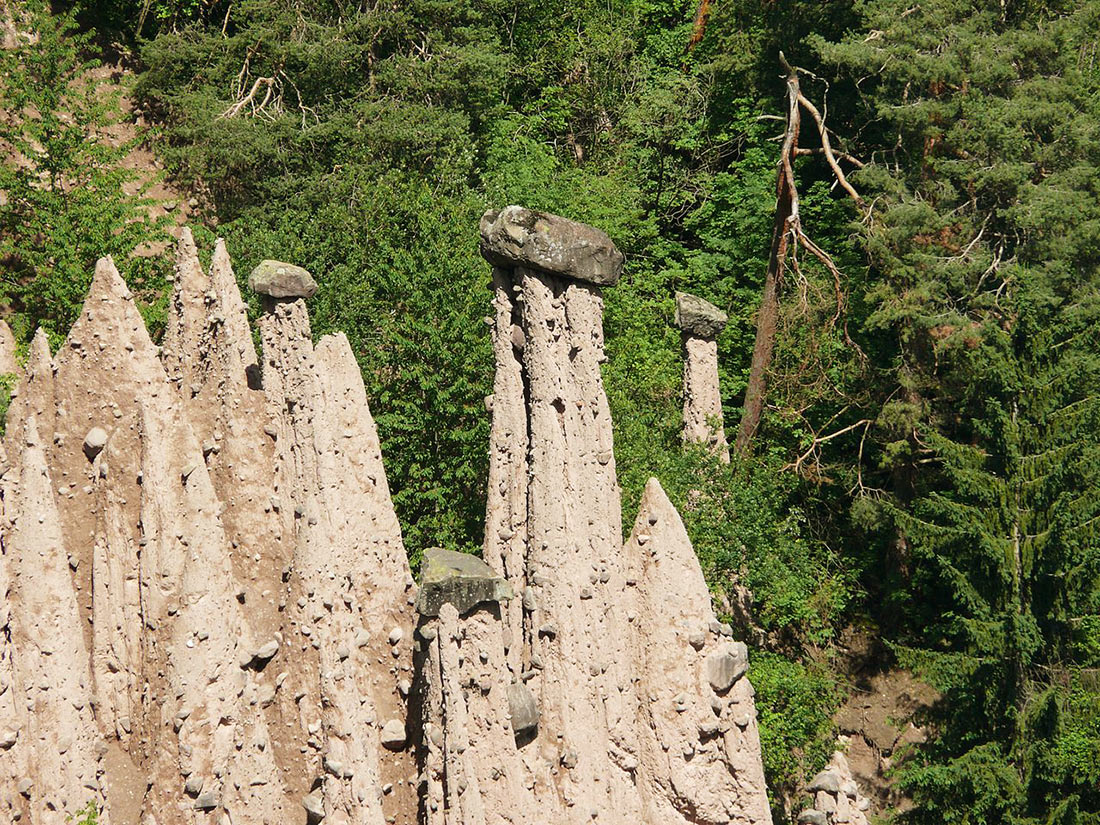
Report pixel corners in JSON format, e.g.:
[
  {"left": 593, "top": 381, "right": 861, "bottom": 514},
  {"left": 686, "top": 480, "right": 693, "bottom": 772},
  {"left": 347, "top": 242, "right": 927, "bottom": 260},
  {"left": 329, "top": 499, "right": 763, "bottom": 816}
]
[
  {"left": 626, "top": 478, "right": 771, "bottom": 825},
  {"left": 674, "top": 291, "right": 727, "bottom": 339},
  {"left": 416, "top": 547, "right": 513, "bottom": 617},
  {"left": 0, "top": 217, "right": 773, "bottom": 825},
  {"left": 480, "top": 206, "right": 624, "bottom": 285},
  {"left": 802, "top": 750, "right": 872, "bottom": 825},
  {"left": 248, "top": 259, "right": 318, "bottom": 298}
]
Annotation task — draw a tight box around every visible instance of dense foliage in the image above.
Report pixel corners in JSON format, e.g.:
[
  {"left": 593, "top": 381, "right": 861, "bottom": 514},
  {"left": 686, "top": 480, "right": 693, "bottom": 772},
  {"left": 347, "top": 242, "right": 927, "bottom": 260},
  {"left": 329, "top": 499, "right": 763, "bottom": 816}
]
[
  {"left": 3, "top": 0, "right": 1098, "bottom": 821},
  {"left": 0, "top": 0, "right": 167, "bottom": 347}
]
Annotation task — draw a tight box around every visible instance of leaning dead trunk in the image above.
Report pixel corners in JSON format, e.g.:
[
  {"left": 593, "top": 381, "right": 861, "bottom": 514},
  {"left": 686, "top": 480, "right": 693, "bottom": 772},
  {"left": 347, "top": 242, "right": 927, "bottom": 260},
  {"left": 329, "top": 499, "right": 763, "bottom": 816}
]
[{"left": 734, "top": 60, "right": 800, "bottom": 456}]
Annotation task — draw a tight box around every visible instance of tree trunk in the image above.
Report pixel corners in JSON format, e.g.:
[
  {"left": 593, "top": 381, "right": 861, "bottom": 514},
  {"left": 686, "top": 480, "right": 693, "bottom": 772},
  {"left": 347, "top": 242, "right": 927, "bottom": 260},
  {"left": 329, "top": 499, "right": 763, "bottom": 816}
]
[{"left": 734, "top": 59, "right": 800, "bottom": 455}]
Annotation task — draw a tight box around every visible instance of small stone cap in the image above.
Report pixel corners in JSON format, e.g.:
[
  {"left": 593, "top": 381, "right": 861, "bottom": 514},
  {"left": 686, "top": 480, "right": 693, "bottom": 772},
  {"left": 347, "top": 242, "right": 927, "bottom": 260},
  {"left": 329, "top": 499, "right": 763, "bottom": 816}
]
[
  {"left": 415, "top": 547, "right": 514, "bottom": 617},
  {"left": 480, "top": 205, "right": 623, "bottom": 286},
  {"left": 674, "top": 291, "right": 727, "bottom": 338},
  {"left": 248, "top": 260, "right": 318, "bottom": 299}
]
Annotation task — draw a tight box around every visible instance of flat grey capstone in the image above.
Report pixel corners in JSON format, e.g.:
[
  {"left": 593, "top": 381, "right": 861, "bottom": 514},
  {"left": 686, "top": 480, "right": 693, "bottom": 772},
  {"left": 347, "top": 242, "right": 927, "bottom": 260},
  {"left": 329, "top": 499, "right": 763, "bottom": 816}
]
[
  {"left": 705, "top": 642, "right": 749, "bottom": 693},
  {"left": 479, "top": 205, "right": 623, "bottom": 286},
  {"left": 248, "top": 260, "right": 318, "bottom": 299},
  {"left": 507, "top": 682, "right": 539, "bottom": 736},
  {"left": 675, "top": 291, "right": 728, "bottom": 338},
  {"left": 415, "top": 547, "right": 513, "bottom": 617}
]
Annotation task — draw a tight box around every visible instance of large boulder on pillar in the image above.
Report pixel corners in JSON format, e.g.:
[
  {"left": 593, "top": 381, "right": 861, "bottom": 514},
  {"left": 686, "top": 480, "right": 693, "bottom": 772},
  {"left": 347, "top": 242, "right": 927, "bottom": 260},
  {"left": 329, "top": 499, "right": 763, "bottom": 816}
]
[
  {"left": 479, "top": 205, "right": 624, "bottom": 285},
  {"left": 248, "top": 259, "right": 318, "bottom": 298},
  {"left": 674, "top": 292, "right": 728, "bottom": 339}
]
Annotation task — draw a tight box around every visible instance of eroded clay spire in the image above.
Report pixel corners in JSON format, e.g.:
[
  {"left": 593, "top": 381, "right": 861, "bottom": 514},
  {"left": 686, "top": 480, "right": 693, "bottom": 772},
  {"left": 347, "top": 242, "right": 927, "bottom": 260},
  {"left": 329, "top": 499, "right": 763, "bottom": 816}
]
[
  {"left": 2, "top": 416, "right": 103, "bottom": 823},
  {"left": 0, "top": 319, "right": 19, "bottom": 376},
  {"left": 133, "top": 395, "right": 287, "bottom": 824},
  {"left": 254, "top": 268, "right": 416, "bottom": 825},
  {"left": 480, "top": 206, "right": 642, "bottom": 823},
  {"left": 50, "top": 256, "right": 167, "bottom": 626},
  {"left": 414, "top": 549, "right": 534, "bottom": 825},
  {"left": 626, "top": 478, "right": 772, "bottom": 825},
  {"left": 164, "top": 232, "right": 289, "bottom": 635},
  {"left": 209, "top": 238, "right": 259, "bottom": 375},
  {"left": 4, "top": 328, "right": 54, "bottom": 462},
  {"left": 161, "top": 226, "right": 213, "bottom": 389}
]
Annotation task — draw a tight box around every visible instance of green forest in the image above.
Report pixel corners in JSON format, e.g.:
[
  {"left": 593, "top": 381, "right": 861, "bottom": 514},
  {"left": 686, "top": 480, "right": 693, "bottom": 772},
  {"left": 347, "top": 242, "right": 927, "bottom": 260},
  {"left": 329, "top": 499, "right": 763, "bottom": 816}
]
[{"left": 2, "top": 0, "right": 1099, "bottom": 822}]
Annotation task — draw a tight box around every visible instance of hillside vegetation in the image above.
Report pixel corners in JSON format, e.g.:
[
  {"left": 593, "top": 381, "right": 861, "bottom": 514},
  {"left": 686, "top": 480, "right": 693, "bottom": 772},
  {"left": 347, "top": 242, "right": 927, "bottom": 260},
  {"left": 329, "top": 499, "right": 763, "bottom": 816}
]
[{"left": 2, "top": 0, "right": 1099, "bottom": 822}]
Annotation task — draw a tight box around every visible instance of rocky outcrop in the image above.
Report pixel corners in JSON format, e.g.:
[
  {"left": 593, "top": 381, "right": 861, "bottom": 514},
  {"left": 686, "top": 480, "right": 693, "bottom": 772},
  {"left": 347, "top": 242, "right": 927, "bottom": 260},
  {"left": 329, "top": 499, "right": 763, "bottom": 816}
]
[
  {"left": 478, "top": 208, "right": 771, "bottom": 825},
  {"left": 415, "top": 550, "right": 534, "bottom": 825},
  {"left": 626, "top": 478, "right": 771, "bottom": 825},
  {"left": 800, "top": 751, "right": 872, "bottom": 825},
  {"left": 674, "top": 292, "right": 729, "bottom": 462},
  {"left": 0, "top": 213, "right": 772, "bottom": 825}
]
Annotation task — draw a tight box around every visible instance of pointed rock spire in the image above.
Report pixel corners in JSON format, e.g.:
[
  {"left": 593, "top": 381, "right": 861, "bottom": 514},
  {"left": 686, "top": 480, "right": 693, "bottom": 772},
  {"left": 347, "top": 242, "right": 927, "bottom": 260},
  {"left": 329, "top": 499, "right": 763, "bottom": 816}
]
[
  {"left": 50, "top": 256, "right": 168, "bottom": 608},
  {"left": 255, "top": 280, "right": 416, "bottom": 824},
  {"left": 626, "top": 478, "right": 772, "bottom": 825},
  {"left": 161, "top": 226, "right": 213, "bottom": 390},
  {"left": 209, "top": 238, "right": 259, "bottom": 376},
  {"left": 3, "top": 416, "right": 104, "bottom": 823},
  {"left": 4, "top": 329, "right": 54, "bottom": 463},
  {"left": 164, "top": 232, "right": 289, "bottom": 632}
]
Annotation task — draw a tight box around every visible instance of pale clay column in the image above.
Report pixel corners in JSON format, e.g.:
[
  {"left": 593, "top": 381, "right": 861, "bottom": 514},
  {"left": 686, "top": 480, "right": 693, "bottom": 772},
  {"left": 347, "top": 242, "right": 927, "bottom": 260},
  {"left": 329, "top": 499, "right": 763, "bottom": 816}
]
[{"left": 675, "top": 291, "right": 730, "bottom": 462}]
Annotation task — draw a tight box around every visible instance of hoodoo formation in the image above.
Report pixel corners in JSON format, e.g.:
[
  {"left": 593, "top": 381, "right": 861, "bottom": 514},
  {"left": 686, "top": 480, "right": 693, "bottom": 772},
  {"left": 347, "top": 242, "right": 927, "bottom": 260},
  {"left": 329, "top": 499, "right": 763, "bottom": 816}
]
[
  {"left": 0, "top": 208, "right": 775, "bottom": 825},
  {"left": 674, "top": 292, "right": 730, "bottom": 462}
]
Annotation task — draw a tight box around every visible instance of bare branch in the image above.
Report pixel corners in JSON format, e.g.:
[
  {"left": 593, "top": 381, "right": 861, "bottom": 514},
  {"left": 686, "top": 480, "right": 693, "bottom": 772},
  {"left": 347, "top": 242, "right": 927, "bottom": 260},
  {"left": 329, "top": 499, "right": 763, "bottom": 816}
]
[{"left": 796, "top": 92, "right": 865, "bottom": 207}]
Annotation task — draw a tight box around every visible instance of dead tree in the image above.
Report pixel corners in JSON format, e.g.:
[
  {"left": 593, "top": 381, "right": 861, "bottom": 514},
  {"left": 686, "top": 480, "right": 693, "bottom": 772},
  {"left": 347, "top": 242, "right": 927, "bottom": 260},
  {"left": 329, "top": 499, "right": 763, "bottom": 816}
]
[{"left": 733, "top": 54, "right": 864, "bottom": 456}]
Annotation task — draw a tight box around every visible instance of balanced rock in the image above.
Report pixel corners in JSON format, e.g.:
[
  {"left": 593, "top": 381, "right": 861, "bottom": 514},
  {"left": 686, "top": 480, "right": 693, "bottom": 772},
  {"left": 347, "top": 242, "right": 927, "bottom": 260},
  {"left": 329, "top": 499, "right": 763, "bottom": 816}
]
[
  {"left": 479, "top": 205, "right": 623, "bottom": 285},
  {"left": 674, "top": 291, "right": 727, "bottom": 339},
  {"left": 248, "top": 260, "right": 318, "bottom": 299},
  {"left": 415, "top": 547, "right": 513, "bottom": 617}
]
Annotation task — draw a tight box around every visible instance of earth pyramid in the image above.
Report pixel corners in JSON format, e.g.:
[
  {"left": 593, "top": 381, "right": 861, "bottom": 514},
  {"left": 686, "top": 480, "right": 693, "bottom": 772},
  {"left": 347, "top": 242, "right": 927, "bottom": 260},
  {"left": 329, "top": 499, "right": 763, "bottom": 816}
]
[{"left": 0, "top": 209, "right": 772, "bottom": 825}]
